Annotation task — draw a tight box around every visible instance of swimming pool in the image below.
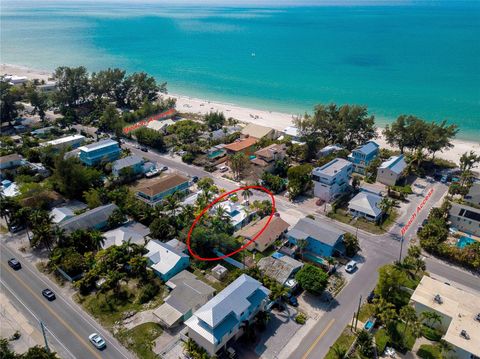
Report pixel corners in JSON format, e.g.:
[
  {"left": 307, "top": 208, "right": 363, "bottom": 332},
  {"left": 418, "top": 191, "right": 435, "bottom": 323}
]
[
  {"left": 304, "top": 253, "right": 325, "bottom": 265},
  {"left": 207, "top": 149, "right": 226, "bottom": 159},
  {"left": 457, "top": 236, "right": 475, "bottom": 248}
]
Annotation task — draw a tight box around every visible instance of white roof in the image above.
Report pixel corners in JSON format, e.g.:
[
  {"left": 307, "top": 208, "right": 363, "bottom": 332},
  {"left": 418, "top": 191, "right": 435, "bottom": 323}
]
[
  {"left": 50, "top": 207, "right": 75, "bottom": 224},
  {"left": 78, "top": 139, "right": 118, "bottom": 153},
  {"left": 42, "top": 134, "right": 85, "bottom": 147},
  {"left": 411, "top": 276, "right": 480, "bottom": 356},
  {"left": 145, "top": 239, "right": 189, "bottom": 276},
  {"left": 313, "top": 158, "right": 352, "bottom": 177},
  {"left": 147, "top": 119, "right": 175, "bottom": 131},
  {"left": 1, "top": 182, "right": 19, "bottom": 197},
  {"left": 379, "top": 155, "right": 407, "bottom": 175},
  {"left": 215, "top": 201, "right": 249, "bottom": 227},
  {"left": 283, "top": 126, "right": 299, "bottom": 137},
  {"left": 102, "top": 222, "right": 150, "bottom": 248},
  {"left": 348, "top": 192, "right": 383, "bottom": 217}
]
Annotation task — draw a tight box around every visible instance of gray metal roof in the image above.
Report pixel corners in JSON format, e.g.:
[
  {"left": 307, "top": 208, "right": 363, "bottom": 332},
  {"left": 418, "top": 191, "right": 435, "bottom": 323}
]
[
  {"left": 113, "top": 155, "right": 143, "bottom": 172},
  {"left": 379, "top": 155, "right": 407, "bottom": 174},
  {"left": 257, "top": 256, "right": 303, "bottom": 285},
  {"left": 194, "top": 274, "right": 269, "bottom": 327},
  {"left": 353, "top": 141, "right": 379, "bottom": 156},
  {"left": 165, "top": 271, "right": 215, "bottom": 314},
  {"left": 288, "top": 217, "right": 345, "bottom": 246},
  {"left": 348, "top": 192, "right": 383, "bottom": 218},
  {"left": 59, "top": 203, "right": 118, "bottom": 233}
]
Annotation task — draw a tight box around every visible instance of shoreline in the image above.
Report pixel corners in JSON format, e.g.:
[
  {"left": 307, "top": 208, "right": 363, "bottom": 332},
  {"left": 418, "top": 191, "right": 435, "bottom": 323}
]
[{"left": 2, "top": 63, "right": 478, "bottom": 165}]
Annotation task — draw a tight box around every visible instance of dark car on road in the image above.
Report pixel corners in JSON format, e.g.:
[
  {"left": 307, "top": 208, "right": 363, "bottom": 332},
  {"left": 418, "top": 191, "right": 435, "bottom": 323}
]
[
  {"left": 191, "top": 176, "right": 199, "bottom": 183},
  {"left": 367, "top": 290, "right": 377, "bottom": 303},
  {"left": 9, "top": 224, "right": 25, "bottom": 233},
  {"left": 7, "top": 258, "right": 21, "bottom": 270},
  {"left": 140, "top": 146, "right": 148, "bottom": 152},
  {"left": 42, "top": 289, "right": 56, "bottom": 301}
]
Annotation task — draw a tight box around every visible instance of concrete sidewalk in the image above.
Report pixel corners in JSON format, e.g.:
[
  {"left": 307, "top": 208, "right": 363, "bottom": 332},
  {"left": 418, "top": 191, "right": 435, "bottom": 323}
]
[{"left": 0, "top": 292, "right": 47, "bottom": 354}]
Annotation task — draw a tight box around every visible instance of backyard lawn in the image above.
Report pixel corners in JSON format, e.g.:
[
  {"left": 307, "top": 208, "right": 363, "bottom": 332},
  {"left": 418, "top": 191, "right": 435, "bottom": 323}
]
[
  {"left": 117, "top": 322, "right": 163, "bottom": 359},
  {"left": 328, "top": 209, "right": 399, "bottom": 234}
]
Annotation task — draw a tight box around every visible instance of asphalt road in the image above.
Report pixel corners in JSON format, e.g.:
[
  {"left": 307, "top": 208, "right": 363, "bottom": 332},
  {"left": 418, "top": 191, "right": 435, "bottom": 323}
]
[{"left": 0, "top": 242, "right": 134, "bottom": 359}]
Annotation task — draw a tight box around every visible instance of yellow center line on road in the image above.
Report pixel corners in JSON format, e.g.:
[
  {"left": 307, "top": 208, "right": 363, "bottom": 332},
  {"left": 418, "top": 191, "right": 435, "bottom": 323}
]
[
  {"left": 1, "top": 263, "right": 102, "bottom": 359},
  {"left": 301, "top": 318, "right": 336, "bottom": 359}
]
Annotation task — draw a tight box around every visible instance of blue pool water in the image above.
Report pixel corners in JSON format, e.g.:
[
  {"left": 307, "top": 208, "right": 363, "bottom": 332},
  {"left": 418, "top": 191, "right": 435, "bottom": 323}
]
[
  {"left": 207, "top": 149, "right": 226, "bottom": 159},
  {"left": 364, "top": 321, "right": 374, "bottom": 330},
  {"left": 271, "top": 252, "right": 284, "bottom": 259},
  {"left": 457, "top": 236, "right": 475, "bottom": 248},
  {"left": 304, "top": 253, "right": 325, "bottom": 265}
]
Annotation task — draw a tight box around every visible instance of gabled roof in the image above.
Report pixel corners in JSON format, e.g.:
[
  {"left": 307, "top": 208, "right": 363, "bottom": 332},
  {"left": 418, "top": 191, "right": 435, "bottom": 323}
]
[
  {"left": 113, "top": 155, "right": 143, "bottom": 172},
  {"left": 352, "top": 141, "right": 379, "bottom": 156},
  {"left": 288, "top": 217, "right": 345, "bottom": 246},
  {"left": 241, "top": 123, "right": 274, "bottom": 139},
  {"left": 0, "top": 153, "right": 22, "bottom": 164},
  {"left": 379, "top": 155, "right": 407, "bottom": 175},
  {"left": 163, "top": 270, "right": 215, "bottom": 314},
  {"left": 223, "top": 137, "right": 257, "bottom": 152},
  {"left": 102, "top": 221, "right": 150, "bottom": 248},
  {"left": 348, "top": 192, "right": 383, "bottom": 218},
  {"left": 165, "top": 238, "right": 187, "bottom": 253},
  {"left": 145, "top": 239, "right": 189, "bottom": 275},
  {"left": 236, "top": 216, "right": 289, "bottom": 250},
  {"left": 50, "top": 207, "right": 75, "bottom": 224},
  {"left": 194, "top": 274, "right": 269, "bottom": 328},
  {"left": 254, "top": 143, "right": 286, "bottom": 160},
  {"left": 58, "top": 203, "right": 118, "bottom": 233},
  {"left": 137, "top": 174, "right": 189, "bottom": 197},
  {"left": 257, "top": 255, "right": 303, "bottom": 285}
]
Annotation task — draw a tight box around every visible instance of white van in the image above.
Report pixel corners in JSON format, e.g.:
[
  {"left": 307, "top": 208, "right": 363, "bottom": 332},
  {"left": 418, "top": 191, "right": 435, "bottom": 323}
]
[{"left": 345, "top": 260, "right": 358, "bottom": 273}]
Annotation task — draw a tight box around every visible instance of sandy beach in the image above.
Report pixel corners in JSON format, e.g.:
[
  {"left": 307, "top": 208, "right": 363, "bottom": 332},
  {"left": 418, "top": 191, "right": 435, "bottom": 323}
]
[{"left": 2, "top": 63, "right": 478, "bottom": 165}]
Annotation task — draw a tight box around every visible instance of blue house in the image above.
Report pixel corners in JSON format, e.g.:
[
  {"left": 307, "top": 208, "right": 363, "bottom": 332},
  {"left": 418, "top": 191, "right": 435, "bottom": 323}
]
[
  {"left": 136, "top": 173, "right": 190, "bottom": 205},
  {"left": 185, "top": 274, "right": 270, "bottom": 355},
  {"left": 78, "top": 139, "right": 121, "bottom": 166},
  {"left": 288, "top": 217, "right": 345, "bottom": 258},
  {"left": 348, "top": 141, "right": 379, "bottom": 174},
  {"left": 145, "top": 239, "right": 190, "bottom": 281},
  {"left": 112, "top": 155, "right": 145, "bottom": 177}
]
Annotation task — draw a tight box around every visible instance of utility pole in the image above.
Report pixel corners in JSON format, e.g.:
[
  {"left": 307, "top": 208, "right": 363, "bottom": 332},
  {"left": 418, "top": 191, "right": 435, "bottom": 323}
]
[
  {"left": 40, "top": 321, "right": 50, "bottom": 353},
  {"left": 398, "top": 234, "right": 404, "bottom": 263},
  {"left": 354, "top": 295, "right": 362, "bottom": 331}
]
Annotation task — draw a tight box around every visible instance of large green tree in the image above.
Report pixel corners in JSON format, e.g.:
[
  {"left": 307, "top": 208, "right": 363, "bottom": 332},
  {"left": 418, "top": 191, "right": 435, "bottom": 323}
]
[
  {"left": 287, "top": 164, "right": 313, "bottom": 199},
  {"left": 0, "top": 81, "right": 24, "bottom": 126},
  {"left": 53, "top": 66, "right": 90, "bottom": 110},
  {"left": 53, "top": 157, "right": 103, "bottom": 199},
  {"left": 295, "top": 264, "right": 329, "bottom": 294}
]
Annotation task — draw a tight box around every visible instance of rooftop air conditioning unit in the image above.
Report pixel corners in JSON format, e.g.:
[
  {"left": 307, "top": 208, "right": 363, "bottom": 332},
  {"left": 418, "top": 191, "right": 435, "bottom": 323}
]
[
  {"left": 434, "top": 294, "right": 443, "bottom": 304},
  {"left": 460, "top": 330, "right": 470, "bottom": 340}
]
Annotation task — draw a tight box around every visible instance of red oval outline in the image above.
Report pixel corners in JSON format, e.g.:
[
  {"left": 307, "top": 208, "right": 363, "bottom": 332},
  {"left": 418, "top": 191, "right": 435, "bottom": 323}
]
[{"left": 186, "top": 185, "right": 276, "bottom": 261}]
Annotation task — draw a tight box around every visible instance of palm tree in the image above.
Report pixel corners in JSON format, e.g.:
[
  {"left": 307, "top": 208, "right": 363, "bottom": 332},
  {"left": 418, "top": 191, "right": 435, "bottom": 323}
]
[
  {"left": 438, "top": 339, "right": 455, "bottom": 358},
  {"left": 296, "top": 238, "right": 308, "bottom": 260},
  {"left": 242, "top": 188, "right": 253, "bottom": 203},
  {"left": 326, "top": 256, "right": 335, "bottom": 271},
  {"left": 31, "top": 223, "right": 55, "bottom": 252},
  {"left": 399, "top": 305, "right": 418, "bottom": 341},
  {"left": 163, "top": 193, "right": 182, "bottom": 217},
  {"left": 90, "top": 230, "right": 106, "bottom": 251},
  {"left": 421, "top": 311, "right": 442, "bottom": 328},
  {"left": 379, "top": 198, "right": 396, "bottom": 216},
  {"left": 331, "top": 344, "right": 347, "bottom": 359}
]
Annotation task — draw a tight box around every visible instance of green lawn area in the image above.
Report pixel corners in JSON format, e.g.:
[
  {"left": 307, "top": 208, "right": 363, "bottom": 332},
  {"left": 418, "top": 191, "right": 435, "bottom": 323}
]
[
  {"left": 324, "top": 328, "right": 355, "bottom": 359},
  {"left": 358, "top": 303, "right": 375, "bottom": 322},
  {"left": 417, "top": 344, "right": 441, "bottom": 359},
  {"left": 374, "top": 328, "right": 390, "bottom": 355},
  {"left": 392, "top": 322, "right": 417, "bottom": 351},
  {"left": 328, "top": 209, "right": 399, "bottom": 234},
  {"left": 116, "top": 322, "right": 163, "bottom": 359},
  {"left": 193, "top": 268, "right": 226, "bottom": 292},
  {"left": 421, "top": 325, "right": 443, "bottom": 342},
  {"left": 76, "top": 282, "right": 164, "bottom": 329}
]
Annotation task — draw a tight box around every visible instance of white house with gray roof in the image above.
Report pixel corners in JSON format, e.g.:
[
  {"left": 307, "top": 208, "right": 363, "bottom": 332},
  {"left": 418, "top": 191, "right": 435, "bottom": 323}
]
[
  {"left": 112, "top": 155, "right": 149, "bottom": 177},
  {"left": 145, "top": 240, "right": 190, "bottom": 281},
  {"left": 376, "top": 154, "right": 407, "bottom": 186},
  {"left": 153, "top": 270, "right": 215, "bottom": 328},
  {"left": 348, "top": 191, "right": 384, "bottom": 222},
  {"left": 185, "top": 274, "right": 270, "bottom": 355},
  {"left": 312, "top": 158, "right": 353, "bottom": 202}
]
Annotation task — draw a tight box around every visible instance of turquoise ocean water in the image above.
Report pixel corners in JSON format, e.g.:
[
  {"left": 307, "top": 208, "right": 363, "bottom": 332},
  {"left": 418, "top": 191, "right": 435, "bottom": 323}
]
[{"left": 1, "top": 1, "right": 479, "bottom": 140}]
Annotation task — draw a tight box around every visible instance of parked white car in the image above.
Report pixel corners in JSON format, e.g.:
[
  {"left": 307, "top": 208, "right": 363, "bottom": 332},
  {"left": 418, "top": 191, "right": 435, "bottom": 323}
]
[
  {"left": 345, "top": 260, "right": 358, "bottom": 273},
  {"left": 218, "top": 165, "right": 229, "bottom": 173}
]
